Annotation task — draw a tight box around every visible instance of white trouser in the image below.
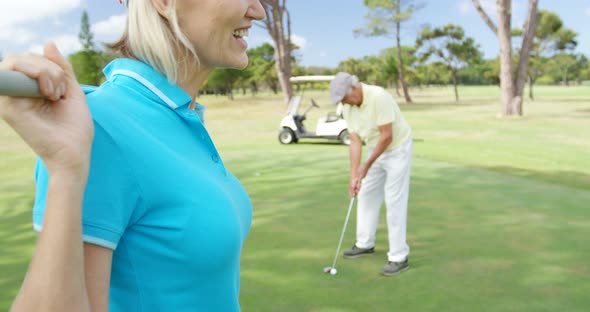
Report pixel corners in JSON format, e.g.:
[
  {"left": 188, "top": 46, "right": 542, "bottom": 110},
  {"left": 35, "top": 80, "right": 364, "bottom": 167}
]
[{"left": 356, "top": 137, "right": 412, "bottom": 262}]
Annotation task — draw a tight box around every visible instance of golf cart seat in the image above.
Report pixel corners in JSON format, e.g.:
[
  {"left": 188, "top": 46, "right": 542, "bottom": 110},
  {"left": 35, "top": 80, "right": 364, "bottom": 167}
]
[
  {"left": 286, "top": 95, "right": 302, "bottom": 116},
  {"left": 322, "top": 112, "right": 341, "bottom": 123}
]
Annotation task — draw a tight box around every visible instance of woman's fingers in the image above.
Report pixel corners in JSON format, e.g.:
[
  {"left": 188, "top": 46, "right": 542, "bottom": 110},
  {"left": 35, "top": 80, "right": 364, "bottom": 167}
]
[
  {"left": 44, "top": 42, "right": 77, "bottom": 98},
  {"left": 1, "top": 49, "right": 66, "bottom": 101}
]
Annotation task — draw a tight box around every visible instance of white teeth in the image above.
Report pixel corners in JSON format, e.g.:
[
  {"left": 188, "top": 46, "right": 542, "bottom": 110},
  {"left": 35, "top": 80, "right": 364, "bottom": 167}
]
[{"left": 233, "top": 29, "right": 249, "bottom": 38}]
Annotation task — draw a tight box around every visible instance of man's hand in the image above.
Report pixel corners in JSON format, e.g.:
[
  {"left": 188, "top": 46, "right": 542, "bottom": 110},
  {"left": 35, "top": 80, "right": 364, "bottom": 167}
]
[
  {"left": 349, "top": 164, "right": 369, "bottom": 197},
  {"left": 349, "top": 176, "right": 361, "bottom": 198}
]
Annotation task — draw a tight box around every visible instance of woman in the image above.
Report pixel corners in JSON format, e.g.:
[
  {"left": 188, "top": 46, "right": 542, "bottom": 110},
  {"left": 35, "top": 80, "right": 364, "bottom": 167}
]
[{"left": 1, "top": 0, "right": 265, "bottom": 311}]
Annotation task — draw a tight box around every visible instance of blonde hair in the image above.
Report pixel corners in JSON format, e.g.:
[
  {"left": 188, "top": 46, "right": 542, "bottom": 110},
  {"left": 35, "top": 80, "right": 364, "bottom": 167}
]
[{"left": 108, "top": 0, "right": 199, "bottom": 82}]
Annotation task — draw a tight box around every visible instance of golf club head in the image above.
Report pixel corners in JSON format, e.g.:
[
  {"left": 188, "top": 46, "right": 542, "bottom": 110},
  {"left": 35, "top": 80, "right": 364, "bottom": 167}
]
[{"left": 323, "top": 267, "right": 332, "bottom": 273}]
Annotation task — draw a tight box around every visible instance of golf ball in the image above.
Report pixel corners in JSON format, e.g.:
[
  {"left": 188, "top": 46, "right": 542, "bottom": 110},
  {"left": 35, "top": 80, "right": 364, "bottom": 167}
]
[{"left": 330, "top": 268, "right": 337, "bottom": 275}]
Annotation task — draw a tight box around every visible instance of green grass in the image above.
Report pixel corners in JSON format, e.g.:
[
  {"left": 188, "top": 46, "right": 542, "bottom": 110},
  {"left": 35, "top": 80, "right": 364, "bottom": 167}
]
[{"left": 1, "top": 85, "right": 589, "bottom": 311}]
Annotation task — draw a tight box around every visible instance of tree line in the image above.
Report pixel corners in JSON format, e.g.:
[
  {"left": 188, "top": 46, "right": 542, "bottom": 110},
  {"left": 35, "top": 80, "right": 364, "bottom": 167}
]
[{"left": 10, "top": 1, "right": 586, "bottom": 118}]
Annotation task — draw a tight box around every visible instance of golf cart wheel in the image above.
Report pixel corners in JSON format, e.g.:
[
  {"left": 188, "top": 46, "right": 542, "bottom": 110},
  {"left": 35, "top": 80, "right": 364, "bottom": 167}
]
[
  {"left": 279, "top": 128, "right": 297, "bottom": 144},
  {"left": 339, "top": 129, "right": 351, "bottom": 145}
]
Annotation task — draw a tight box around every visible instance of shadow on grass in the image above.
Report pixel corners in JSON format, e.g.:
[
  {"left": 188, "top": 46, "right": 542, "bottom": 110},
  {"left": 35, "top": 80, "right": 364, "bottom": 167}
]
[{"left": 478, "top": 166, "right": 590, "bottom": 190}]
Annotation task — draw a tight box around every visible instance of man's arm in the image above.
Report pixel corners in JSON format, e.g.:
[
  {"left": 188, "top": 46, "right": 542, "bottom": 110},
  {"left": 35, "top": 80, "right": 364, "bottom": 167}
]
[
  {"left": 357, "top": 123, "right": 392, "bottom": 181},
  {"left": 348, "top": 132, "right": 363, "bottom": 197}
]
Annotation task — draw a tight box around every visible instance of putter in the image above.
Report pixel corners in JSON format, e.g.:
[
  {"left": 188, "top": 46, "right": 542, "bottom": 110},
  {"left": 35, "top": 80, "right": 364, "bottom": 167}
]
[
  {"left": 323, "top": 196, "right": 355, "bottom": 276},
  {"left": 0, "top": 70, "right": 44, "bottom": 98}
]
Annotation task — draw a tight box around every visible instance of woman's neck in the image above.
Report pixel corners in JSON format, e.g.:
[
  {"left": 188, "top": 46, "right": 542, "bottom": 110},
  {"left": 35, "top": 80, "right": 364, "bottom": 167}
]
[{"left": 176, "top": 62, "right": 213, "bottom": 110}]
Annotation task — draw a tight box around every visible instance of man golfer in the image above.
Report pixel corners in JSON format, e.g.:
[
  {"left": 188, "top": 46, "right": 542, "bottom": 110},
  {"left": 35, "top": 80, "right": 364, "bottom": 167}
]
[{"left": 330, "top": 72, "right": 413, "bottom": 276}]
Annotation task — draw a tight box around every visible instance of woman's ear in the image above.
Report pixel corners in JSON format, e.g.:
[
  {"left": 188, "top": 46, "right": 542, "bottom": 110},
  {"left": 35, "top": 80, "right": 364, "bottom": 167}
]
[{"left": 151, "top": 0, "right": 171, "bottom": 19}]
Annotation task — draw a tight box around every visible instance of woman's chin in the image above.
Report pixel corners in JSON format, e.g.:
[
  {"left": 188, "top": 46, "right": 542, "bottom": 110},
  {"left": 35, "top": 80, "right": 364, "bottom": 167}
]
[{"left": 226, "top": 56, "right": 249, "bottom": 70}]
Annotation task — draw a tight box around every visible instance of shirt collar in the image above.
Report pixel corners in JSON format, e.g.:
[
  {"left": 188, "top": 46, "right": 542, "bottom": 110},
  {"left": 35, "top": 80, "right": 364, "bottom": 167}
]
[
  {"left": 103, "top": 58, "right": 193, "bottom": 110},
  {"left": 358, "top": 83, "right": 367, "bottom": 108}
]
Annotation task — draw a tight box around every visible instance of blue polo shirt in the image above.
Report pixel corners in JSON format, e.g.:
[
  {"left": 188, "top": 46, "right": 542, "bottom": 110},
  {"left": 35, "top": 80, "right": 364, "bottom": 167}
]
[{"left": 32, "top": 59, "right": 252, "bottom": 311}]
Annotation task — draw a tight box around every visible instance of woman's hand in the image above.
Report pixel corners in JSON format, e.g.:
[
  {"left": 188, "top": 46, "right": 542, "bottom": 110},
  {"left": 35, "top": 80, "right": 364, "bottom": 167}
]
[{"left": 0, "top": 42, "right": 94, "bottom": 175}]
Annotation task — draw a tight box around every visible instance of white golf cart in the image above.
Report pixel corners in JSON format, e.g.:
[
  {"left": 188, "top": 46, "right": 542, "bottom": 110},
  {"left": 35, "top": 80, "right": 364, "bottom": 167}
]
[{"left": 278, "top": 75, "right": 350, "bottom": 145}]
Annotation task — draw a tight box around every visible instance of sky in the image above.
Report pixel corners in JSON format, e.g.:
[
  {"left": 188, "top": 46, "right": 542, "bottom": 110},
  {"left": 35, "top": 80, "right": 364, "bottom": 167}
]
[{"left": 1, "top": 0, "right": 588, "bottom": 68}]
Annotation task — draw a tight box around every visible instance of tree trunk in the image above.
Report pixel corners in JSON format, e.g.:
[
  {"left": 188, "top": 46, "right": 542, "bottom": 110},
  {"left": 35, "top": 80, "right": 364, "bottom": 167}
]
[
  {"left": 226, "top": 83, "right": 234, "bottom": 100},
  {"left": 513, "top": 0, "right": 539, "bottom": 115},
  {"left": 452, "top": 71, "right": 459, "bottom": 102},
  {"left": 474, "top": 0, "right": 539, "bottom": 117},
  {"left": 497, "top": 0, "right": 515, "bottom": 116},
  {"left": 261, "top": 0, "right": 294, "bottom": 105},
  {"left": 529, "top": 76, "right": 534, "bottom": 100},
  {"left": 395, "top": 8, "right": 412, "bottom": 103}
]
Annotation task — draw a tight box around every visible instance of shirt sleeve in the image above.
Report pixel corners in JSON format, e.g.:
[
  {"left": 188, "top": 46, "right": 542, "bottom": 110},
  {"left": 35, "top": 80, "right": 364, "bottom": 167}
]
[
  {"left": 33, "top": 120, "right": 140, "bottom": 250},
  {"left": 375, "top": 90, "right": 396, "bottom": 126}
]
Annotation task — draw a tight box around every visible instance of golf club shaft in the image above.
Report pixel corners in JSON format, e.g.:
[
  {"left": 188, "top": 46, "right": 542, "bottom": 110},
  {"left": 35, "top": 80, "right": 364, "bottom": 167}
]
[
  {"left": 330, "top": 196, "right": 355, "bottom": 269},
  {"left": 0, "top": 70, "right": 44, "bottom": 98}
]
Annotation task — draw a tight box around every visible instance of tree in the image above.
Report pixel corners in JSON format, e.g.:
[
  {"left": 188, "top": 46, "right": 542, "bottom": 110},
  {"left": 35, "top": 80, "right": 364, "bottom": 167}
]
[
  {"left": 416, "top": 62, "right": 452, "bottom": 86},
  {"left": 259, "top": 0, "right": 294, "bottom": 104},
  {"left": 525, "top": 10, "right": 562, "bottom": 99},
  {"left": 553, "top": 28, "right": 578, "bottom": 85},
  {"left": 549, "top": 53, "right": 585, "bottom": 86},
  {"left": 247, "top": 43, "right": 279, "bottom": 94},
  {"left": 416, "top": 24, "right": 482, "bottom": 101},
  {"left": 472, "top": 0, "right": 540, "bottom": 116},
  {"left": 79, "top": 11, "right": 95, "bottom": 51},
  {"left": 203, "top": 68, "right": 246, "bottom": 99},
  {"left": 480, "top": 58, "right": 501, "bottom": 86},
  {"left": 70, "top": 10, "right": 103, "bottom": 86},
  {"left": 460, "top": 59, "right": 498, "bottom": 85},
  {"left": 379, "top": 46, "right": 417, "bottom": 92},
  {"left": 355, "top": 0, "right": 423, "bottom": 103},
  {"left": 517, "top": 10, "right": 581, "bottom": 97},
  {"left": 338, "top": 57, "right": 372, "bottom": 83}
]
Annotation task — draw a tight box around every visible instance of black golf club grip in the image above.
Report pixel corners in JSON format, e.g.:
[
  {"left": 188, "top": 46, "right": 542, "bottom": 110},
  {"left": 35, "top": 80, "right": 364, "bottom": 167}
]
[{"left": 0, "top": 70, "right": 44, "bottom": 98}]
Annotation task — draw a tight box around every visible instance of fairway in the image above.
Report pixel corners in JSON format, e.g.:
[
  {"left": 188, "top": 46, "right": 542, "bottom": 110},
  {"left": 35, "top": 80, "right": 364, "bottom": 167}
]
[{"left": 1, "top": 86, "right": 589, "bottom": 311}]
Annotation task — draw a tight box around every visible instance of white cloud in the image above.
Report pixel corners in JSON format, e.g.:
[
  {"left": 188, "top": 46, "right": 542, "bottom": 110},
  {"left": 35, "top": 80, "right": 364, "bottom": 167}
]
[
  {"left": 291, "top": 34, "right": 307, "bottom": 50},
  {"left": 458, "top": 0, "right": 494, "bottom": 16},
  {"left": 0, "top": 0, "right": 82, "bottom": 29},
  {"left": 0, "top": 0, "right": 81, "bottom": 49},
  {"left": 92, "top": 14, "right": 126, "bottom": 38},
  {"left": 458, "top": 0, "right": 471, "bottom": 15},
  {"left": 585, "top": 7, "right": 590, "bottom": 16},
  {"left": 0, "top": 28, "right": 37, "bottom": 45},
  {"left": 28, "top": 34, "right": 81, "bottom": 56}
]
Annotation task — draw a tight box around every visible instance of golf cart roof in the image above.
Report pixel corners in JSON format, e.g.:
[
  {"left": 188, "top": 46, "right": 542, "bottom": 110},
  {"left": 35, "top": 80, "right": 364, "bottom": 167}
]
[{"left": 290, "top": 75, "right": 335, "bottom": 82}]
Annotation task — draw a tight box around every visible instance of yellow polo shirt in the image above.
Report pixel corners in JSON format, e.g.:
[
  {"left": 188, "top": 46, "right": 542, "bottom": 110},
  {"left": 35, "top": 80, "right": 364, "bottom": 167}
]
[{"left": 342, "top": 83, "right": 411, "bottom": 151}]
